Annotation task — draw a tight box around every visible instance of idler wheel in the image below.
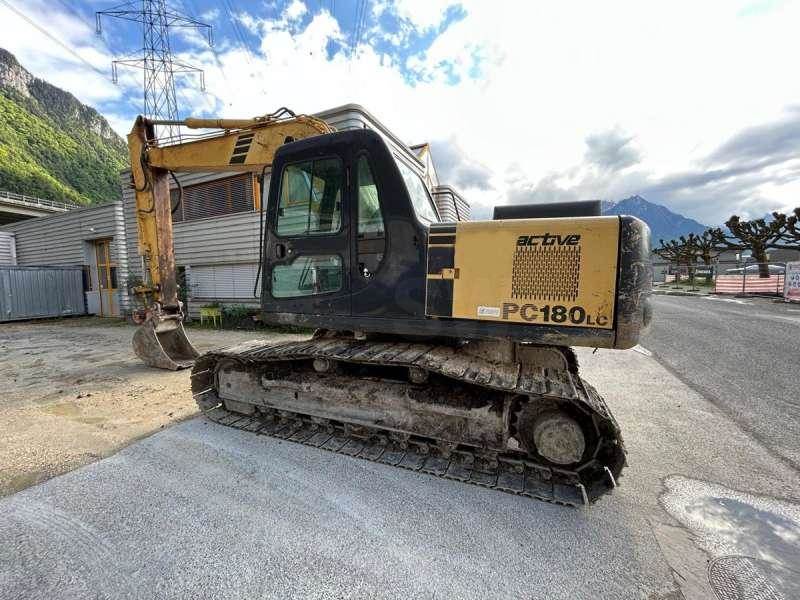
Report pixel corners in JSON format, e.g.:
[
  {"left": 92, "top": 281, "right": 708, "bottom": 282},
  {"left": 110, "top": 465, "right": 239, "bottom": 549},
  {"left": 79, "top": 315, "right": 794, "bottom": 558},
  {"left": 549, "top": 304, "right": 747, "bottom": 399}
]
[{"left": 519, "top": 409, "right": 586, "bottom": 465}]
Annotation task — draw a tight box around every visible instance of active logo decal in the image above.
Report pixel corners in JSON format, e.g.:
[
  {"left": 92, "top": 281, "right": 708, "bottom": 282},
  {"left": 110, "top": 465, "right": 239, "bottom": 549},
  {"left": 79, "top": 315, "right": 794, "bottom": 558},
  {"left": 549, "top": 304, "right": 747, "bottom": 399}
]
[{"left": 516, "top": 233, "right": 581, "bottom": 247}]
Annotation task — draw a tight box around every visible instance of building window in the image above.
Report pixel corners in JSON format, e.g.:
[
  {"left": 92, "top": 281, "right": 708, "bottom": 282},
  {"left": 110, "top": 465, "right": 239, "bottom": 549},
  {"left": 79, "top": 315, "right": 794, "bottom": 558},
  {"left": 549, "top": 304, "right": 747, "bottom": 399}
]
[
  {"left": 187, "top": 263, "right": 260, "bottom": 299},
  {"left": 171, "top": 174, "right": 255, "bottom": 222}
]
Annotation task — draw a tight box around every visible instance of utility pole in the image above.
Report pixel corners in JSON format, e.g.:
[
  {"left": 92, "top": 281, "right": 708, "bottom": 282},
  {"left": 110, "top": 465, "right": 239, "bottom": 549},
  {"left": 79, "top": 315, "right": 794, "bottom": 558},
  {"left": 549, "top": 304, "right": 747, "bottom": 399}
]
[{"left": 96, "top": 0, "right": 212, "bottom": 139}]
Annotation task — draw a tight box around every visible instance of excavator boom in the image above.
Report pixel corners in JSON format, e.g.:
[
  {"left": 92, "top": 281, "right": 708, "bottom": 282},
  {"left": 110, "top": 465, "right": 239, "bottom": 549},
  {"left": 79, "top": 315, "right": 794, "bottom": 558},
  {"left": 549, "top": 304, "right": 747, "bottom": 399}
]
[{"left": 128, "top": 108, "right": 332, "bottom": 369}]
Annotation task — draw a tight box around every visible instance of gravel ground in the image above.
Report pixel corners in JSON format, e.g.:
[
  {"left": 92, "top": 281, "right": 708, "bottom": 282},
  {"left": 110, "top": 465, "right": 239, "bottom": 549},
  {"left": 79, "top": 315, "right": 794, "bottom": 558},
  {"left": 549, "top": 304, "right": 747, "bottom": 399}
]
[
  {"left": 1, "top": 314, "right": 799, "bottom": 599},
  {"left": 0, "top": 318, "right": 302, "bottom": 496}
]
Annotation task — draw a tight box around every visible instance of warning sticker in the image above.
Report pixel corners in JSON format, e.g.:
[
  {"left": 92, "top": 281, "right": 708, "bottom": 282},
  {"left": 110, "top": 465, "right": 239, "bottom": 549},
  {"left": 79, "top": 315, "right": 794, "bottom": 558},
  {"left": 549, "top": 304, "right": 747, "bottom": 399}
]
[{"left": 477, "top": 305, "right": 501, "bottom": 318}]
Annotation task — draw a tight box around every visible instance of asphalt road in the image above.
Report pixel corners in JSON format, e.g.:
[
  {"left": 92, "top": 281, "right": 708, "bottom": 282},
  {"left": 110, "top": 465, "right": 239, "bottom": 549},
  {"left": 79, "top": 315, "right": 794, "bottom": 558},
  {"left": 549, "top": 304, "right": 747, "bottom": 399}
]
[
  {"left": 3, "top": 330, "right": 800, "bottom": 599},
  {"left": 641, "top": 295, "right": 800, "bottom": 469}
]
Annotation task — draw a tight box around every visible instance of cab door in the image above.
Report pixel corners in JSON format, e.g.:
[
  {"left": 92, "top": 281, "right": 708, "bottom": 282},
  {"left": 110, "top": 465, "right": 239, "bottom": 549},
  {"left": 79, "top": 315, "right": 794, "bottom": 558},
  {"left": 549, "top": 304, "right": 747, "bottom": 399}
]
[{"left": 262, "top": 143, "right": 351, "bottom": 316}]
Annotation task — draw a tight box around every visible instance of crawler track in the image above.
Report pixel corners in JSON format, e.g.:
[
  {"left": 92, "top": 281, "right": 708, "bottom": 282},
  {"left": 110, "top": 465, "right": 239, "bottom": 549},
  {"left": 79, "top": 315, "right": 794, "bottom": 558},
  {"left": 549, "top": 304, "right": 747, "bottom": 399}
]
[{"left": 191, "top": 338, "right": 625, "bottom": 506}]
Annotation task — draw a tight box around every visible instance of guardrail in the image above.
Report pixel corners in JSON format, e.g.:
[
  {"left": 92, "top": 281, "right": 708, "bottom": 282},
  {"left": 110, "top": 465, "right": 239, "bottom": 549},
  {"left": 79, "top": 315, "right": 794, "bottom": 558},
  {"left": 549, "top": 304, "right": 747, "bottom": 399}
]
[{"left": 0, "top": 190, "right": 80, "bottom": 211}]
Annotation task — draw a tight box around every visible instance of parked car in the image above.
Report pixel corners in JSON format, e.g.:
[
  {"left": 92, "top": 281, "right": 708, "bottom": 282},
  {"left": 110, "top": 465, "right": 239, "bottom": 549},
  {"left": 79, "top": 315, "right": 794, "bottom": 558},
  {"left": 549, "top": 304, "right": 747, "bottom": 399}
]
[{"left": 724, "top": 264, "right": 785, "bottom": 274}]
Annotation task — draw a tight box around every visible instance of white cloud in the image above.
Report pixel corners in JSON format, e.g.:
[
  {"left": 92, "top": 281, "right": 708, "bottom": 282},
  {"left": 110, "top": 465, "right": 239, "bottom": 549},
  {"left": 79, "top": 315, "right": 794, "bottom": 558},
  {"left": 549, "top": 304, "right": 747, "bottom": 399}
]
[
  {"left": 200, "top": 8, "right": 221, "bottom": 22},
  {"left": 185, "top": 0, "right": 800, "bottom": 223},
  {"left": 3, "top": 0, "right": 800, "bottom": 224},
  {"left": 285, "top": 0, "right": 308, "bottom": 21},
  {"left": 392, "top": 0, "right": 459, "bottom": 31},
  {"left": 0, "top": 0, "right": 126, "bottom": 106}
]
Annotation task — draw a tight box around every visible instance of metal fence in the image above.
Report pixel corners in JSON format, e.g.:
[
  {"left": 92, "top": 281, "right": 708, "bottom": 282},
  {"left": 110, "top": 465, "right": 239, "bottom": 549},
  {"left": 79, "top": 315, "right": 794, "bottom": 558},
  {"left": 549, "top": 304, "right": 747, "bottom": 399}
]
[
  {"left": 653, "top": 261, "right": 788, "bottom": 296},
  {"left": 0, "top": 266, "right": 86, "bottom": 322},
  {"left": 0, "top": 190, "right": 79, "bottom": 211}
]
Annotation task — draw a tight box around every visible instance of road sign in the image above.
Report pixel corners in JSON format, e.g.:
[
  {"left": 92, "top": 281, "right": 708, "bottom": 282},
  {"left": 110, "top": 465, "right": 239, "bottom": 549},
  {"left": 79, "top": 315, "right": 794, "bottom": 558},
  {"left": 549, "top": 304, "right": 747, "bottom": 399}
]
[{"left": 784, "top": 261, "right": 800, "bottom": 301}]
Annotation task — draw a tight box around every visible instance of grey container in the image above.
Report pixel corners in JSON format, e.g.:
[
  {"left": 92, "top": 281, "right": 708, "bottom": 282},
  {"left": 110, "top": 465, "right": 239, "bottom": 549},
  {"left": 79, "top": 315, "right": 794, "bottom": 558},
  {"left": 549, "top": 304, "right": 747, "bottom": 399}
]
[{"left": 0, "top": 266, "right": 86, "bottom": 322}]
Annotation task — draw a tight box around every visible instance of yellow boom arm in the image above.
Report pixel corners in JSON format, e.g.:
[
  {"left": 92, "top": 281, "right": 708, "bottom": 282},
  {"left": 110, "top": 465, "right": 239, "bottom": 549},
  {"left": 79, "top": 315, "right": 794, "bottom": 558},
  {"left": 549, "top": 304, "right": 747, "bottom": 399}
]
[{"left": 127, "top": 108, "right": 332, "bottom": 369}]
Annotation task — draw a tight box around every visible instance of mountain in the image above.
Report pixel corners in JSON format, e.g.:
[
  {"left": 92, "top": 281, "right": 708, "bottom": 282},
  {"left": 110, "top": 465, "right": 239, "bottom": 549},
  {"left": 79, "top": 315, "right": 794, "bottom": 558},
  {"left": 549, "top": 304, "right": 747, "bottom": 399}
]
[
  {"left": 602, "top": 195, "right": 709, "bottom": 245},
  {"left": 0, "top": 48, "right": 127, "bottom": 205}
]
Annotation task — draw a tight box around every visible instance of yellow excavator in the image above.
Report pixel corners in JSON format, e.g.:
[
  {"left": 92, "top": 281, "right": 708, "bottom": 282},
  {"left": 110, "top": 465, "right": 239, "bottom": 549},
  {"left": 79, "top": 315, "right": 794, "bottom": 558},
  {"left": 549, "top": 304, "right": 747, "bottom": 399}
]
[{"left": 128, "top": 107, "right": 652, "bottom": 505}]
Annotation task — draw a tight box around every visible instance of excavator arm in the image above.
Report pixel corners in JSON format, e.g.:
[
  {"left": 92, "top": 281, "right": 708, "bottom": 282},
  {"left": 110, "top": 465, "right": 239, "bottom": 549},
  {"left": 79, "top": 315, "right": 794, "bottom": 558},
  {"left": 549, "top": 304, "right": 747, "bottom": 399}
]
[{"left": 127, "top": 108, "right": 332, "bottom": 369}]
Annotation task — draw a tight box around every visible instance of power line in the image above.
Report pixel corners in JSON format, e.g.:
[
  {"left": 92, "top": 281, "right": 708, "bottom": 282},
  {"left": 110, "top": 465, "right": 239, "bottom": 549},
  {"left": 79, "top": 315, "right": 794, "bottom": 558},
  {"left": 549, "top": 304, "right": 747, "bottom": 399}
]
[
  {"left": 351, "top": 0, "right": 371, "bottom": 60},
  {"left": 351, "top": 0, "right": 362, "bottom": 57},
  {"left": 0, "top": 0, "right": 108, "bottom": 77},
  {"left": 220, "top": 0, "right": 269, "bottom": 99},
  {"left": 221, "top": 0, "right": 255, "bottom": 65},
  {"left": 352, "top": 0, "right": 369, "bottom": 58},
  {"left": 53, "top": 0, "right": 97, "bottom": 34},
  {"left": 181, "top": 0, "right": 231, "bottom": 88}
]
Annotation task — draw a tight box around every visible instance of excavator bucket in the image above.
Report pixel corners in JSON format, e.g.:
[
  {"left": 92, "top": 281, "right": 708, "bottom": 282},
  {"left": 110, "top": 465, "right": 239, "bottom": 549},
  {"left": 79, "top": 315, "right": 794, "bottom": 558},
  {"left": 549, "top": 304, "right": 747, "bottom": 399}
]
[{"left": 132, "top": 315, "right": 199, "bottom": 370}]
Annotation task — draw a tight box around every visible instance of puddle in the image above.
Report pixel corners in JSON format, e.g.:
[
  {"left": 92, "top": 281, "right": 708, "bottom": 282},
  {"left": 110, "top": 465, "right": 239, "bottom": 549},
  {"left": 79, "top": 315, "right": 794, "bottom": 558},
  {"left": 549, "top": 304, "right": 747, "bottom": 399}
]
[{"left": 661, "top": 475, "right": 800, "bottom": 599}]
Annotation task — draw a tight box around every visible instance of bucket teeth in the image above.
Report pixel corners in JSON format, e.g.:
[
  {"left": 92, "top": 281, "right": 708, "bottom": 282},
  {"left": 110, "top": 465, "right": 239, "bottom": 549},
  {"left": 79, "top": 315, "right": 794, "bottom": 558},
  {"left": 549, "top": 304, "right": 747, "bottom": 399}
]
[{"left": 133, "top": 318, "right": 199, "bottom": 370}]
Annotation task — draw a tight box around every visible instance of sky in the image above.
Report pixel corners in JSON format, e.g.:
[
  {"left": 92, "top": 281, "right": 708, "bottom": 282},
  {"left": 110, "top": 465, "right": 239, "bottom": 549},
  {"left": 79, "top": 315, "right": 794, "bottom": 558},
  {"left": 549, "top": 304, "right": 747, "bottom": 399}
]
[{"left": 1, "top": 0, "right": 799, "bottom": 224}]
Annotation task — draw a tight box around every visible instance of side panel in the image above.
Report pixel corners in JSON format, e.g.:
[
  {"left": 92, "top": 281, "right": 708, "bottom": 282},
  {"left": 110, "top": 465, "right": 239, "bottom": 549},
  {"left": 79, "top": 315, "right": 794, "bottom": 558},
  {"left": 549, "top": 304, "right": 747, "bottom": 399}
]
[{"left": 427, "top": 217, "right": 620, "bottom": 330}]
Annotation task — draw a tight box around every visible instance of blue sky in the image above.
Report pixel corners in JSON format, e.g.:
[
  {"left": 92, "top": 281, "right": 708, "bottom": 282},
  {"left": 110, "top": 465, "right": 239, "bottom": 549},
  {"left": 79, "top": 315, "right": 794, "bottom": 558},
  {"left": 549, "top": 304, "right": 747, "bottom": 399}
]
[{"left": 1, "top": 0, "right": 799, "bottom": 224}]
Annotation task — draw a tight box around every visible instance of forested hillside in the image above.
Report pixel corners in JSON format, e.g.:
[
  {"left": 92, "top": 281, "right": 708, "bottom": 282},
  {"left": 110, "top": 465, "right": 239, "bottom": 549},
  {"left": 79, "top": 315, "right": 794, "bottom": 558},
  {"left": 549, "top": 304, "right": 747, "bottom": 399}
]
[{"left": 0, "top": 48, "right": 127, "bottom": 205}]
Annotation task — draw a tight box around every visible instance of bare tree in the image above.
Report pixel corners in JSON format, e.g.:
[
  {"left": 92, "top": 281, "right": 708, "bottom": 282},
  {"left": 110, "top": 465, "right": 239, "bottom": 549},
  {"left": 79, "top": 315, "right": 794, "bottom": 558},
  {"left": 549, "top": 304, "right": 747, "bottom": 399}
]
[
  {"left": 655, "top": 237, "right": 696, "bottom": 283},
  {"left": 692, "top": 231, "right": 722, "bottom": 267},
  {"left": 686, "top": 231, "right": 722, "bottom": 283},
  {"left": 709, "top": 215, "right": 787, "bottom": 278},
  {"left": 778, "top": 207, "right": 800, "bottom": 245}
]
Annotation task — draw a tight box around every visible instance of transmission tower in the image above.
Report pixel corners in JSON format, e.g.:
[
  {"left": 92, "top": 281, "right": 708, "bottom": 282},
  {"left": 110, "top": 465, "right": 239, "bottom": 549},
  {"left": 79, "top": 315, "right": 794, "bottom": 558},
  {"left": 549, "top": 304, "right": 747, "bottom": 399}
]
[{"left": 96, "top": 1, "right": 213, "bottom": 139}]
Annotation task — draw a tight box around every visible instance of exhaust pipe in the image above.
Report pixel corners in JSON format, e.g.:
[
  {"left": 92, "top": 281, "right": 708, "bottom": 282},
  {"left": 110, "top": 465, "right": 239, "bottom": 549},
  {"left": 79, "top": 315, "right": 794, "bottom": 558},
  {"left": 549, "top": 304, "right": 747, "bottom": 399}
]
[{"left": 132, "top": 310, "right": 199, "bottom": 370}]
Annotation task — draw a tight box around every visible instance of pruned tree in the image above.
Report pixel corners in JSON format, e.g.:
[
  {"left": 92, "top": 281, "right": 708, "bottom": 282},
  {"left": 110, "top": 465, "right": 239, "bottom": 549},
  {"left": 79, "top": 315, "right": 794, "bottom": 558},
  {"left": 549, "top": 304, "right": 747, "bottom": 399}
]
[
  {"left": 779, "top": 207, "right": 800, "bottom": 245},
  {"left": 654, "top": 237, "right": 695, "bottom": 264},
  {"left": 655, "top": 237, "right": 697, "bottom": 283},
  {"left": 692, "top": 230, "right": 722, "bottom": 267},
  {"left": 709, "top": 214, "right": 788, "bottom": 278}
]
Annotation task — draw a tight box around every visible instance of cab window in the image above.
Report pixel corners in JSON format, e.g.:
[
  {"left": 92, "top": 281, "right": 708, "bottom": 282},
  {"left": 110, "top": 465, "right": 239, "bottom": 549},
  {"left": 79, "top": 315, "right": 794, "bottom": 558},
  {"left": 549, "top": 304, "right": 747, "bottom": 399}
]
[
  {"left": 394, "top": 158, "right": 439, "bottom": 224},
  {"left": 356, "top": 156, "right": 386, "bottom": 277},
  {"left": 358, "top": 156, "right": 384, "bottom": 236},
  {"left": 277, "top": 158, "right": 342, "bottom": 236}
]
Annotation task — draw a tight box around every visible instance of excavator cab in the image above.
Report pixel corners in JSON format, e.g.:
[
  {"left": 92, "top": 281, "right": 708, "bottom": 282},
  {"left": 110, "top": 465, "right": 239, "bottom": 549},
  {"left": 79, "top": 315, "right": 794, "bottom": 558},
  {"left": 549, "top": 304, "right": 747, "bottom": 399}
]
[{"left": 259, "top": 128, "right": 435, "bottom": 324}]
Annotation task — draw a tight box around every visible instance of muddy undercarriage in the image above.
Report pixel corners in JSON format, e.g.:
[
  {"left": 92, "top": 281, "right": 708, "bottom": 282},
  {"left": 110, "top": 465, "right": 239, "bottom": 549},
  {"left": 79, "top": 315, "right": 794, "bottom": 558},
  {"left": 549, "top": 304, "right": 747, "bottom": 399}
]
[{"left": 191, "top": 334, "right": 625, "bottom": 506}]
